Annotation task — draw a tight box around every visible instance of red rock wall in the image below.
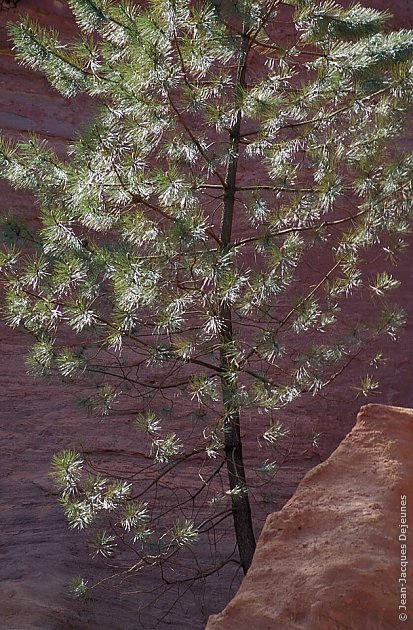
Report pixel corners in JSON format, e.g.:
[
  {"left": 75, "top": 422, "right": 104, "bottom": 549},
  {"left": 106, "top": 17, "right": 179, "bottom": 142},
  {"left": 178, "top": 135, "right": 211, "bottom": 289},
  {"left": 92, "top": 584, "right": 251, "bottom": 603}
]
[{"left": 1, "top": 2, "right": 413, "bottom": 629}]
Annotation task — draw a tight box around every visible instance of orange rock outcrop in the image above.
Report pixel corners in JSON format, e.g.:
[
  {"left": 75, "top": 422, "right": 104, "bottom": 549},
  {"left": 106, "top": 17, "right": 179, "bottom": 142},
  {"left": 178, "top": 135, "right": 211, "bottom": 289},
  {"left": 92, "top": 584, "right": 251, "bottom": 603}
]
[{"left": 206, "top": 404, "right": 413, "bottom": 630}]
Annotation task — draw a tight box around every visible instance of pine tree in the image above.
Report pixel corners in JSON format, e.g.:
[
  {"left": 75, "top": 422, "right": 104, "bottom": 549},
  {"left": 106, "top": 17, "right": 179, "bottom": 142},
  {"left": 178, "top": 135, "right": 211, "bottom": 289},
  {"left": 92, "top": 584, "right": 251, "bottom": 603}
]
[{"left": 1, "top": 0, "right": 413, "bottom": 618}]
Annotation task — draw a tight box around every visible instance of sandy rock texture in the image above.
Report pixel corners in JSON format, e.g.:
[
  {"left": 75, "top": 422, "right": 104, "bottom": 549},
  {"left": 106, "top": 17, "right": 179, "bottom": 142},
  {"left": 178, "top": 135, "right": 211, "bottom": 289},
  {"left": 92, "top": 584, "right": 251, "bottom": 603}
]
[
  {"left": 0, "top": 2, "right": 413, "bottom": 629},
  {"left": 206, "top": 404, "right": 413, "bottom": 630}
]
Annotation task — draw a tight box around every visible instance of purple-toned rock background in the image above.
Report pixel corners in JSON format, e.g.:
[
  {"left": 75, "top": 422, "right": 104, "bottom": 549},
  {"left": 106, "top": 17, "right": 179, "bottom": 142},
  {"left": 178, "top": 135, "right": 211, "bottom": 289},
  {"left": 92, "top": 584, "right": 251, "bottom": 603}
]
[{"left": 0, "top": 1, "right": 412, "bottom": 628}]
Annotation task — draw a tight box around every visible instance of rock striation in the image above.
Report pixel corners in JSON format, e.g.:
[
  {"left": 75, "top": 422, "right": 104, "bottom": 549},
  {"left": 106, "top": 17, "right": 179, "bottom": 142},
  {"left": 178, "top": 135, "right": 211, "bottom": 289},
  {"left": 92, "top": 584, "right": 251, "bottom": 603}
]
[{"left": 206, "top": 404, "right": 413, "bottom": 630}]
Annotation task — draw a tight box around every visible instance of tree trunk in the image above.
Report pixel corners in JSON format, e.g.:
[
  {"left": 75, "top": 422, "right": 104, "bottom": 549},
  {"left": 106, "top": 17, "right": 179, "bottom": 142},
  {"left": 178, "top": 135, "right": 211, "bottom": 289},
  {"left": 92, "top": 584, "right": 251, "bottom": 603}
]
[
  {"left": 219, "top": 306, "right": 256, "bottom": 573},
  {"left": 219, "top": 26, "right": 256, "bottom": 573}
]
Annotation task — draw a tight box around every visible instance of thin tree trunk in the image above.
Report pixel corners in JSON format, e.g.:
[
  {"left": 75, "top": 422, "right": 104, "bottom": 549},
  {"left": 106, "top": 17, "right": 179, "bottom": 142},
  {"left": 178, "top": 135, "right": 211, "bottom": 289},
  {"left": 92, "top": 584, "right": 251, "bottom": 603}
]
[
  {"left": 219, "top": 26, "right": 256, "bottom": 574},
  {"left": 219, "top": 311, "right": 256, "bottom": 573}
]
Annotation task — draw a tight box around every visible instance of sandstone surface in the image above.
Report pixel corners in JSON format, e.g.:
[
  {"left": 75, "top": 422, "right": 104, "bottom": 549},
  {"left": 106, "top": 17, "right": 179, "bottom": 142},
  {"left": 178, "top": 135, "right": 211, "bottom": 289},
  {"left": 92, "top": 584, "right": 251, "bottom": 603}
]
[{"left": 206, "top": 404, "right": 413, "bottom": 630}]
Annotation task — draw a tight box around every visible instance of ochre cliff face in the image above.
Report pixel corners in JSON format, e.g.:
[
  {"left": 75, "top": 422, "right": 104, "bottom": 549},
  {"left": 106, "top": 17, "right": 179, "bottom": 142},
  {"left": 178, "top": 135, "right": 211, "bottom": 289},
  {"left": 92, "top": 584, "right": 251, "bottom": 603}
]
[
  {"left": 0, "top": 2, "right": 413, "bottom": 629},
  {"left": 206, "top": 404, "right": 413, "bottom": 630}
]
